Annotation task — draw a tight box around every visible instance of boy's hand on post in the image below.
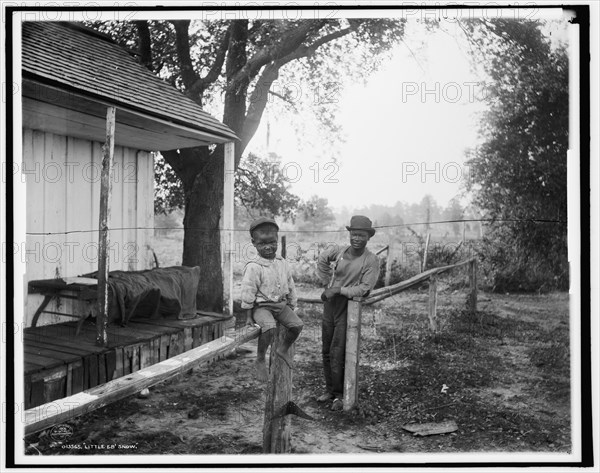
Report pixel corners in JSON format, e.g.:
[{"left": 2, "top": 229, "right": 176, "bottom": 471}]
[
  {"left": 321, "top": 287, "right": 341, "bottom": 301},
  {"left": 245, "top": 309, "right": 256, "bottom": 327}
]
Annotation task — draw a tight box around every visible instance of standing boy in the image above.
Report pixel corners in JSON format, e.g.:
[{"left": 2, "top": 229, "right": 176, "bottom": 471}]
[
  {"left": 316, "top": 215, "right": 380, "bottom": 410},
  {"left": 241, "top": 217, "right": 303, "bottom": 381}
]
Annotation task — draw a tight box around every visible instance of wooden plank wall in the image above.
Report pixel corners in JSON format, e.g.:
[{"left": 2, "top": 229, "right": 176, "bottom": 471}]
[{"left": 23, "top": 129, "right": 154, "bottom": 327}]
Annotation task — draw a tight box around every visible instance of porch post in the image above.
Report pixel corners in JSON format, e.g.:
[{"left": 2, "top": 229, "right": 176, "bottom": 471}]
[
  {"left": 222, "top": 141, "right": 235, "bottom": 315},
  {"left": 96, "top": 106, "right": 116, "bottom": 347}
]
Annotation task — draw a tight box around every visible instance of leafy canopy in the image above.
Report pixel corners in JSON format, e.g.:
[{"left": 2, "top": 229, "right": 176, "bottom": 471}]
[{"left": 463, "top": 19, "right": 568, "bottom": 290}]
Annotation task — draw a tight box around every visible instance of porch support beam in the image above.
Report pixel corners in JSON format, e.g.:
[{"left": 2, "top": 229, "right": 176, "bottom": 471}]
[
  {"left": 96, "top": 106, "right": 116, "bottom": 347},
  {"left": 222, "top": 141, "right": 235, "bottom": 315}
]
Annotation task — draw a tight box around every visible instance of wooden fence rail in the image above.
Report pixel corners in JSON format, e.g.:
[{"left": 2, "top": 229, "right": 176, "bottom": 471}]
[
  {"left": 298, "top": 257, "right": 476, "bottom": 306},
  {"left": 364, "top": 257, "right": 475, "bottom": 305}
]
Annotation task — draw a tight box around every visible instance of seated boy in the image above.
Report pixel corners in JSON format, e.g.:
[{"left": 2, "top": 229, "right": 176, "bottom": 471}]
[{"left": 240, "top": 217, "right": 303, "bottom": 381}]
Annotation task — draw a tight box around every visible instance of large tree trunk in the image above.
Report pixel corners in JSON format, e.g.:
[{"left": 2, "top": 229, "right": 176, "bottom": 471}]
[
  {"left": 163, "top": 147, "right": 225, "bottom": 311},
  {"left": 182, "top": 162, "right": 223, "bottom": 311}
]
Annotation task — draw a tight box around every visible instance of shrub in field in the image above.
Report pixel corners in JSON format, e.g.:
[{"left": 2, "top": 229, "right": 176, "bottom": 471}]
[
  {"left": 289, "top": 255, "right": 322, "bottom": 285},
  {"left": 425, "top": 241, "right": 467, "bottom": 268},
  {"left": 375, "top": 257, "right": 418, "bottom": 289},
  {"left": 286, "top": 241, "right": 342, "bottom": 286},
  {"left": 403, "top": 227, "right": 465, "bottom": 271},
  {"left": 475, "top": 230, "right": 568, "bottom": 293}
]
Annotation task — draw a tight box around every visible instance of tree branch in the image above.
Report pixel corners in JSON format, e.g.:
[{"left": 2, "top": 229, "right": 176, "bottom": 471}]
[
  {"left": 135, "top": 20, "right": 153, "bottom": 71},
  {"left": 238, "top": 25, "right": 354, "bottom": 157},
  {"left": 239, "top": 61, "right": 280, "bottom": 158},
  {"left": 268, "top": 90, "right": 299, "bottom": 110},
  {"left": 223, "top": 20, "right": 250, "bottom": 136},
  {"left": 171, "top": 20, "right": 201, "bottom": 96},
  {"left": 194, "top": 25, "right": 232, "bottom": 95},
  {"left": 291, "top": 26, "right": 353, "bottom": 61},
  {"left": 228, "top": 20, "right": 327, "bottom": 90}
]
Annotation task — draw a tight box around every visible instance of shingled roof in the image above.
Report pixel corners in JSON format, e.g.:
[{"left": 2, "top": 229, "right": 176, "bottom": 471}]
[{"left": 21, "top": 21, "right": 237, "bottom": 146}]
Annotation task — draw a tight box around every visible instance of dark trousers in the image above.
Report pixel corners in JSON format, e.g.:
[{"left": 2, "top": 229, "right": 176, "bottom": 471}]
[{"left": 322, "top": 294, "right": 349, "bottom": 399}]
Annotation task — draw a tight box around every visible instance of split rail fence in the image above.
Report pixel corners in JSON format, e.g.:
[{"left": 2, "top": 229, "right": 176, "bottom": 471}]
[{"left": 299, "top": 257, "right": 478, "bottom": 411}]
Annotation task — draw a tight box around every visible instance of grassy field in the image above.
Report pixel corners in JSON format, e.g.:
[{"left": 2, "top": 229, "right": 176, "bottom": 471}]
[{"left": 26, "top": 272, "right": 571, "bottom": 456}]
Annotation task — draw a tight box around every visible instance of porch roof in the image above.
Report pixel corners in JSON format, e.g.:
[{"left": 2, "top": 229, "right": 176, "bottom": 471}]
[{"left": 21, "top": 21, "right": 238, "bottom": 150}]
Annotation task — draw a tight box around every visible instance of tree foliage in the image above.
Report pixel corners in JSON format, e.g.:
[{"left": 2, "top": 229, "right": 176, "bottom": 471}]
[
  {"left": 235, "top": 152, "right": 301, "bottom": 225},
  {"left": 297, "top": 195, "right": 336, "bottom": 231},
  {"left": 463, "top": 19, "right": 569, "bottom": 291}
]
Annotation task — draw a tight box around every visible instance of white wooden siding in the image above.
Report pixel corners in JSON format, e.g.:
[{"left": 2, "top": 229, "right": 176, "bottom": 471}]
[{"left": 23, "top": 129, "right": 154, "bottom": 327}]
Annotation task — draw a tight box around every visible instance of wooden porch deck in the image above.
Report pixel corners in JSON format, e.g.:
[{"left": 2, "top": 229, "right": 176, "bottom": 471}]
[{"left": 23, "top": 314, "right": 232, "bottom": 409}]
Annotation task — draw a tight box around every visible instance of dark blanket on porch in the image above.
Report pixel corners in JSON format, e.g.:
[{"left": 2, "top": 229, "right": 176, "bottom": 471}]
[{"left": 90, "top": 266, "right": 202, "bottom": 325}]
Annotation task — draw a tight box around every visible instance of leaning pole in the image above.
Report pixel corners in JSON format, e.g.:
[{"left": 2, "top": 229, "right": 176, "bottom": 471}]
[
  {"left": 262, "top": 324, "right": 294, "bottom": 452},
  {"left": 262, "top": 324, "right": 313, "bottom": 453}
]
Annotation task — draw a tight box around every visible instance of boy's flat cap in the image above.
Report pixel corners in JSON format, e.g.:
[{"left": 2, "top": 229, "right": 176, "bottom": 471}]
[{"left": 249, "top": 217, "right": 279, "bottom": 234}]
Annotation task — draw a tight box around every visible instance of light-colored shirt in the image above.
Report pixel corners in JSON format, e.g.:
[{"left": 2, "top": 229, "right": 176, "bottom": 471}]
[
  {"left": 240, "top": 256, "right": 298, "bottom": 310},
  {"left": 317, "top": 244, "right": 380, "bottom": 299}
]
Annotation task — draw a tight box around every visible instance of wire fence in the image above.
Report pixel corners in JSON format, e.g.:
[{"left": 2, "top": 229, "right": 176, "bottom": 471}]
[{"left": 25, "top": 218, "right": 564, "bottom": 236}]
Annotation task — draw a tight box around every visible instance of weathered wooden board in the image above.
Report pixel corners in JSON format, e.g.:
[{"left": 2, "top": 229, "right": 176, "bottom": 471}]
[
  {"left": 30, "top": 365, "right": 68, "bottom": 405},
  {"left": 402, "top": 420, "right": 458, "bottom": 436},
  {"left": 24, "top": 344, "right": 81, "bottom": 366},
  {"left": 24, "top": 330, "right": 106, "bottom": 355},
  {"left": 88, "top": 353, "right": 99, "bottom": 388},
  {"left": 262, "top": 325, "right": 294, "bottom": 453},
  {"left": 105, "top": 349, "right": 117, "bottom": 381},
  {"left": 113, "top": 347, "right": 124, "bottom": 379},
  {"left": 140, "top": 342, "right": 151, "bottom": 369},
  {"left": 343, "top": 299, "right": 362, "bottom": 411},
  {"left": 428, "top": 275, "right": 438, "bottom": 331},
  {"left": 25, "top": 376, "right": 32, "bottom": 409},
  {"left": 98, "top": 353, "right": 107, "bottom": 385},
  {"left": 24, "top": 352, "right": 64, "bottom": 370}
]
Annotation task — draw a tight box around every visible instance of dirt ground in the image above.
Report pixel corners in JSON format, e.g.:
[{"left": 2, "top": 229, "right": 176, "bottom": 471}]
[{"left": 26, "top": 285, "right": 571, "bottom": 457}]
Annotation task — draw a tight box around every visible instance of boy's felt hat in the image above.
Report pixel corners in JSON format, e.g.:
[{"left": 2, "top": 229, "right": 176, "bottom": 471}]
[
  {"left": 345, "top": 215, "right": 376, "bottom": 237},
  {"left": 249, "top": 217, "right": 279, "bottom": 235}
]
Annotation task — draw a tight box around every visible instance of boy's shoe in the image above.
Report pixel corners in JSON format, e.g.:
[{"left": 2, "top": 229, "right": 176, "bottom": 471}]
[
  {"left": 330, "top": 398, "right": 343, "bottom": 411},
  {"left": 316, "top": 393, "right": 335, "bottom": 403}
]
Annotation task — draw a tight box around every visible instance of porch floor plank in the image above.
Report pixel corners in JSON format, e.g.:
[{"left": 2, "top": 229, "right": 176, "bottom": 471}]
[
  {"left": 23, "top": 314, "right": 233, "bottom": 410},
  {"left": 24, "top": 343, "right": 81, "bottom": 366}
]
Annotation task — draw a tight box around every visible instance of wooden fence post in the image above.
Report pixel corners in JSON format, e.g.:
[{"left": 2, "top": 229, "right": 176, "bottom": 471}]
[
  {"left": 469, "top": 259, "right": 478, "bottom": 314},
  {"left": 263, "top": 324, "right": 294, "bottom": 453},
  {"left": 281, "top": 235, "right": 286, "bottom": 259},
  {"left": 343, "top": 298, "right": 363, "bottom": 411},
  {"left": 422, "top": 233, "right": 431, "bottom": 272},
  {"left": 428, "top": 274, "right": 438, "bottom": 331},
  {"left": 384, "top": 238, "right": 393, "bottom": 287},
  {"left": 96, "top": 106, "right": 116, "bottom": 347}
]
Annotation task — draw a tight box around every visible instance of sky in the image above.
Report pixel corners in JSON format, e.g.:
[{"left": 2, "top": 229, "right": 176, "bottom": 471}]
[
  {"left": 247, "top": 11, "right": 569, "bottom": 212},
  {"left": 247, "top": 20, "right": 487, "bottom": 211}
]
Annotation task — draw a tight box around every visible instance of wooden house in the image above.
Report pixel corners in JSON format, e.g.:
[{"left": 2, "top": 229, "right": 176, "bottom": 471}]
[{"left": 15, "top": 21, "right": 238, "bottom": 409}]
